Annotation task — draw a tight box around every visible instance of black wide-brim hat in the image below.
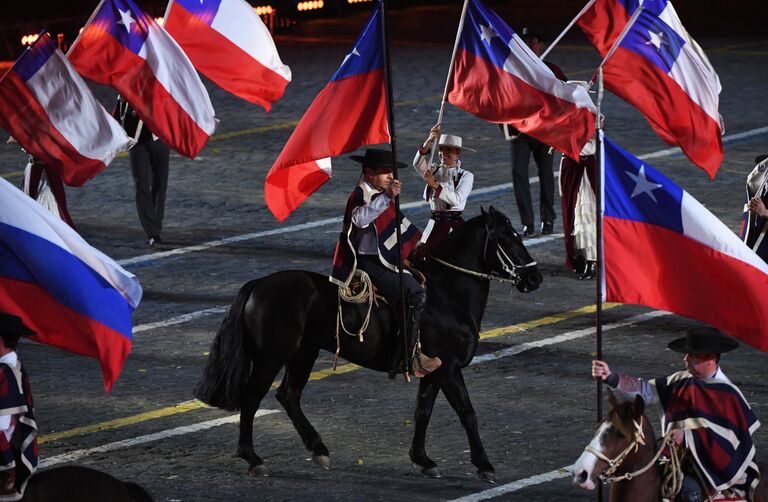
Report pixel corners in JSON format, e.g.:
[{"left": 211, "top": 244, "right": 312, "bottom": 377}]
[
  {"left": 668, "top": 327, "right": 738, "bottom": 354},
  {"left": 350, "top": 148, "right": 407, "bottom": 170},
  {"left": 0, "top": 312, "right": 36, "bottom": 337},
  {"left": 755, "top": 154, "right": 768, "bottom": 165}
]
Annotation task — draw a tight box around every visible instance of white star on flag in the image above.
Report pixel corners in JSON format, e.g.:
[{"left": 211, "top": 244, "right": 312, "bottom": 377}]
[
  {"left": 479, "top": 24, "right": 497, "bottom": 44},
  {"left": 646, "top": 30, "right": 666, "bottom": 50},
  {"left": 117, "top": 8, "right": 136, "bottom": 32},
  {"left": 626, "top": 165, "right": 663, "bottom": 202},
  {"left": 342, "top": 47, "right": 361, "bottom": 67}
]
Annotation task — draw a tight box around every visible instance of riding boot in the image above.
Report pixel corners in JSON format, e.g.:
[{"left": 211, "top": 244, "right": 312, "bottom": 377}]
[{"left": 406, "top": 291, "right": 441, "bottom": 378}]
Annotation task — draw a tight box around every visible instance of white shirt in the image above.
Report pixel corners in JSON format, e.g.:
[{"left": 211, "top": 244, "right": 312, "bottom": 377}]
[{"left": 413, "top": 152, "right": 474, "bottom": 212}]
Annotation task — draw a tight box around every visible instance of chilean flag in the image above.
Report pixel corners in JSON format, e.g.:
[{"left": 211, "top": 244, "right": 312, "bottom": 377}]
[
  {"left": 164, "top": 0, "right": 291, "bottom": 110},
  {"left": 602, "top": 135, "right": 768, "bottom": 351},
  {"left": 447, "top": 0, "right": 596, "bottom": 161},
  {"left": 0, "top": 177, "right": 142, "bottom": 392},
  {"left": 579, "top": 0, "right": 723, "bottom": 178},
  {"left": 0, "top": 33, "right": 133, "bottom": 187},
  {"left": 264, "top": 1, "right": 389, "bottom": 222},
  {"left": 68, "top": 0, "right": 216, "bottom": 159}
]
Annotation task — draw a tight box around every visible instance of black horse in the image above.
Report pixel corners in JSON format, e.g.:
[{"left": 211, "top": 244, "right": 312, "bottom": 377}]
[
  {"left": 20, "top": 465, "right": 153, "bottom": 501},
  {"left": 195, "top": 206, "right": 542, "bottom": 481}
]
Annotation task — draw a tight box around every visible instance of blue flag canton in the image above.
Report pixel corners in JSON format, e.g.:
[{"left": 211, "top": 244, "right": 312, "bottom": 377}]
[
  {"left": 603, "top": 136, "right": 684, "bottom": 233},
  {"left": 458, "top": 0, "right": 517, "bottom": 70},
  {"left": 14, "top": 32, "right": 56, "bottom": 82},
  {"left": 329, "top": 1, "right": 384, "bottom": 83},
  {"left": 175, "top": 0, "right": 222, "bottom": 26},
  {"left": 94, "top": 0, "right": 152, "bottom": 55},
  {"left": 619, "top": 0, "right": 685, "bottom": 74}
]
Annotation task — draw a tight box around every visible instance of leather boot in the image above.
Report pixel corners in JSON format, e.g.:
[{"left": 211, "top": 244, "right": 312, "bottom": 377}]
[
  {"left": 578, "top": 261, "right": 596, "bottom": 280},
  {"left": 406, "top": 291, "right": 441, "bottom": 377}
]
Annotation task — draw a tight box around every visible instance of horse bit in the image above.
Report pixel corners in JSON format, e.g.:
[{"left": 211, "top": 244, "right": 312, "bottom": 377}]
[{"left": 432, "top": 222, "right": 537, "bottom": 285}]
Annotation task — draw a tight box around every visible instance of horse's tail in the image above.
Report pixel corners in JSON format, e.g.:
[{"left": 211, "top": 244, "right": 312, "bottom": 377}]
[
  {"left": 194, "top": 279, "right": 259, "bottom": 411},
  {"left": 125, "top": 481, "right": 155, "bottom": 502}
]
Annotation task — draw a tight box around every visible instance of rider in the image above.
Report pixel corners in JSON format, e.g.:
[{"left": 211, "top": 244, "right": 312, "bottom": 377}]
[
  {"left": 330, "top": 148, "right": 441, "bottom": 378},
  {"left": 413, "top": 125, "right": 475, "bottom": 251},
  {"left": 592, "top": 327, "right": 760, "bottom": 502},
  {"left": 0, "top": 312, "right": 38, "bottom": 501}
]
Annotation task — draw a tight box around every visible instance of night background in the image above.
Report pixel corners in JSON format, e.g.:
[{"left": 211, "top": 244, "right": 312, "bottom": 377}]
[{"left": 2, "top": 0, "right": 766, "bottom": 62}]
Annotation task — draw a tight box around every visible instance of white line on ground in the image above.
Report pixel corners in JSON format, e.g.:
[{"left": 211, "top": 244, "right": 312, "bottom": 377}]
[
  {"left": 470, "top": 310, "right": 670, "bottom": 365},
  {"left": 132, "top": 306, "right": 229, "bottom": 333},
  {"left": 445, "top": 465, "right": 573, "bottom": 502},
  {"left": 116, "top": 125, "right": 768, "bottom": 268},
  {"left": 39, "top": 409, "right": 281, "bottom": 469}
]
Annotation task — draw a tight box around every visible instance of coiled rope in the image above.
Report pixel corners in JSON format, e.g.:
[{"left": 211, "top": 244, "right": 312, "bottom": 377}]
[{"left": 333, "top": 270, "right": 375, "bottom": 369}]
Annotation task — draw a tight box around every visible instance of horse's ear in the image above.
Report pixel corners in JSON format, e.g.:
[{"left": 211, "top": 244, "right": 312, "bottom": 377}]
[
  {"left": 632, "top": 394, "right": 645, "bottom": 418},
  {"left": 607, "top": 388, "right": 618, "bottom": 410},
  {"left": 481, "top": 206, "right": 487, "bottom": 217}
]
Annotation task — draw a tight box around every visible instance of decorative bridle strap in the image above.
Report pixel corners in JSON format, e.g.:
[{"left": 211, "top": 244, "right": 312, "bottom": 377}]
[
  {"left": 587, "top": 417, "right": 681, "bottom": 489},
  {"left": 432, "top": 223, "right": 537, "bottom": 285}
]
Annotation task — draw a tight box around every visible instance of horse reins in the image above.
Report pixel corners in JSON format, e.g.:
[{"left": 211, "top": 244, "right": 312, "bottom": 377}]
[
  {"left": 432, "top": 223, "right": 537, "bottom": 285},
  {"left": 585, "top": 417, "right": 684, "bottom": 497}
]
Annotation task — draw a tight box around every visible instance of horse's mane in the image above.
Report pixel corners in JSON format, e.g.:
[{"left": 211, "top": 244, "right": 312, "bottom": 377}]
[{"left": 433, "top": 212, "right": 487, "bottom": 259}]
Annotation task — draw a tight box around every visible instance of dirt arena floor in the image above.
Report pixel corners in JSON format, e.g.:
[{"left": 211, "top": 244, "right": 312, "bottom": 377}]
[{"left": 1, "top": 19, "right": 767, "bottom": 502}]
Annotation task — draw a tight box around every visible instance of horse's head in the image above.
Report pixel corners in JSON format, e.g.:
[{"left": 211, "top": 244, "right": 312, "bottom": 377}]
[
  {"left": 479, "top": 206, "right": 542, "bottom": 292},
  {"left": 572, "top": 392, "right": 650, "bottom": 490}
]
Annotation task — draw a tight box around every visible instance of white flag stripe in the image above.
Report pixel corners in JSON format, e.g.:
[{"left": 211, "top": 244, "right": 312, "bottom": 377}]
[
  {"left": 210, "top": 0, "right": 292, "bottom": 81},
  {"left": 26, "top": 49, "right": 132, "bottom": 165},
  {"left": 144, "top": 23, "right": 216, "bottom": 135}
]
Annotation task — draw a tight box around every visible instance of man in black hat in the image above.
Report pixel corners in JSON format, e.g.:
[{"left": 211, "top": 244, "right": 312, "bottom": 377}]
[
  {"left": 503, "top": 27, "right": 567, "bottom": 238},
  {"left": 591, "top": 327, "right": 760, "bottom": 501},
  {"left": 330, "top": 149, "right": 441, "bottom": 378},
  {"left": 0, "top": 313, "right": 38, "bottom": 500}
]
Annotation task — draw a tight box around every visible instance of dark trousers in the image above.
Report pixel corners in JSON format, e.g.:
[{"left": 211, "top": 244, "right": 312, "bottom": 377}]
[
  {"left": 130, "top": 139, "right": 170, "bottom": 239},
  {"left": 356, "top": 256, "right": 423, "bottom": 310},
  {"left": 511, "top": 135, "right": 556, "bottom": 227}
]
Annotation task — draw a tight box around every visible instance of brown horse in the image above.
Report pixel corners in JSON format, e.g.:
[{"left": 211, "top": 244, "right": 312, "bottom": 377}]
[
  {"left": 571, "top": 393, "right": 766, "bottom": 502},
  {"left": 19, "top": 466, "right": 153, "bottom": 501}
]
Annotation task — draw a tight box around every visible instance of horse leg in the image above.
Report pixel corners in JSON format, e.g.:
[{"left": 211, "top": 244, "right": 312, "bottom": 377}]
[
  {"left": 440, "top": 367, "right": 495, "bottom": 483},
  {"left": 275, "top": 347, "right": 331, "bottom": 469},
  {"left": 409, "top": 376, "right": 442, "bottom": 478},
  {"left": 236, "top": 358, "right": 283, "bottom": 476}
]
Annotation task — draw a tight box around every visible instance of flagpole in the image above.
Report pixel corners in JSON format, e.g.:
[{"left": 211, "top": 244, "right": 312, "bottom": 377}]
[
  {"left": 66, "top": 0, "right": 106, "bottom": 56},
  {"left": 380, "top": 0, "right": 410, "bottom": 380},
  {"left": 588, "top": 5, "right": 644, "bottom": 87},
  {"left": 427, "top": 0, "right": 471, "bottom": 168},
  {"left": 594, "top": 66, "right": 605, "bottom": 502},
  {"left": 540, "top": 0, "right": 596, "bottom": 60}
]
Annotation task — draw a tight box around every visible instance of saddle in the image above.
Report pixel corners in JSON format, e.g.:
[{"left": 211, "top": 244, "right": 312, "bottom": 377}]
[{"left": 0, "top": 468, "right": 17, "bottom": 496}]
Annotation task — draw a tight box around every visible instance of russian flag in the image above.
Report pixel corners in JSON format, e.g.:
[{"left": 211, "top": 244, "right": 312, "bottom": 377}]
[
  {"left": 264, "top": 0, "right": 389, "bottom": 222},
  {"left": 447, "top": 0, "right": 596, "bottom": 161},
  {"left": 164, "top": 0, "right": 291, "bottom": 110},
  {"left": 579, "top": 0, "right": 723, "bottom": 178},
  {"left": 0, "top": 177, "right": 143, "bottom": 392},
  {"left": 0, "top": 33, "right": 133, "bottom": 187},
  {"left": 602, "top": 135, "right": 768, "bottom": 351},
  {"left": 68, "top": 0, "right": 216, "bottom": 159}
]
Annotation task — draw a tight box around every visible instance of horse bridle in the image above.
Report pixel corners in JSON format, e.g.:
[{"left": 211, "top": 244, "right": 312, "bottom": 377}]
[
  {"left": 585, "top": 416, "right": 679, "bottom": 485},
  {"left": 585, "top": 416, "right": 648, "bottom": 482},
  {"left": 432, "top": 222, "right": 537, "bottom": 285}
]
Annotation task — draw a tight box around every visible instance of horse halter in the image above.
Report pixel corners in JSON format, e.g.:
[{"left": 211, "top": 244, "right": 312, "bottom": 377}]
[
  {"left": 433, "top": 221, "right": 536, "bottom": 285},
  {"left": 585, "top": 416, "right": 648, "bottom": 483}
]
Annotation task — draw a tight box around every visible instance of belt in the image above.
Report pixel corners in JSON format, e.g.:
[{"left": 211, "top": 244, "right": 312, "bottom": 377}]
[{"left": 431, "top": 211, "right": 463, "bottom": 222}]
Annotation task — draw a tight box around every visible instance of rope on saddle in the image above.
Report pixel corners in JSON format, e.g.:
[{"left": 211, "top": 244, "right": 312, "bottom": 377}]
[
  {"left": 659, "top": 438, "right": 685, "bottom": 500},
  {"left": 334, "top": 270, "right": 375, "bottom": 370}
]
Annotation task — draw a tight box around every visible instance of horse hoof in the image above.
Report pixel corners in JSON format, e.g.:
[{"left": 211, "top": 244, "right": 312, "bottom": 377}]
[
  {"left": 478, "top": 470, "right": 496, "bottom": 484},
  {"left": 421, "top": 466, "right": 442, "bottom": 478},
  {"left": 248, "top": 464, "right": 270, "bottom": 477},
  {"left": 312, "top": 455, "right": 331, "bottom": 469}
]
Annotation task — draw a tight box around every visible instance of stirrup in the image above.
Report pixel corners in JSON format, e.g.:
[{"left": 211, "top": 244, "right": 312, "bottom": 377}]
[{"left": 410, "top": 351, "right": 442, "bottom": 378}]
